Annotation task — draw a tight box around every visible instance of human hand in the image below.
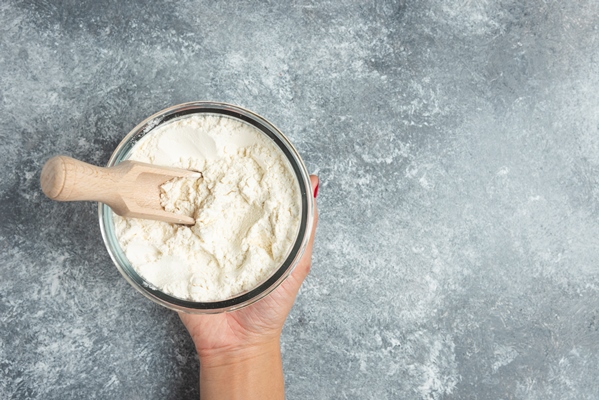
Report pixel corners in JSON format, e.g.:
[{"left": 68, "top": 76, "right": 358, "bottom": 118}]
[{"left": 178, "top": 175, "right": 319, "bottom": 400}]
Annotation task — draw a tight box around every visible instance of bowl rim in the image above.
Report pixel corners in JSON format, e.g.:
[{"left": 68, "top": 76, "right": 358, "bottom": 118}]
[{"left": 98, "top": 101, "right": 314, "bottom": 314}]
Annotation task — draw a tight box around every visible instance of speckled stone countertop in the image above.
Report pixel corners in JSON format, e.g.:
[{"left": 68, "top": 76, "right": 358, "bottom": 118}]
[{"left": 2, "top": 1, "right": 599, "bottom": 399}]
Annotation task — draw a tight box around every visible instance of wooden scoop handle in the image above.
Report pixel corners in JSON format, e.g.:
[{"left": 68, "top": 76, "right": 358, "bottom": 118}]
[{"left": 40, "top": 155, "right": 123, "bottom": 204}]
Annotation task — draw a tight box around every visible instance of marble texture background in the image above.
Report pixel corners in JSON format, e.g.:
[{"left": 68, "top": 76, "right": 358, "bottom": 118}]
[{"left": 2, "top": 0, "right": 599, "bottom": 398}]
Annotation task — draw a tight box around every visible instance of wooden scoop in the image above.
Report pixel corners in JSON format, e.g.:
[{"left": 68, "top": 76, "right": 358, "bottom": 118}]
[{"left": 40, "top": 155, "right": 199, "bottom": 225}]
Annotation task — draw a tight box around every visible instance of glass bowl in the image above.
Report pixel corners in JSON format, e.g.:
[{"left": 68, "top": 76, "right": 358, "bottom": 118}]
[{"left": 99, "top": 101, "right": 313, "bottom": 314}]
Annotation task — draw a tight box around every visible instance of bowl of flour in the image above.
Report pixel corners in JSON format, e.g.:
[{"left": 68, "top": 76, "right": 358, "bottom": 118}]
[{"left": 99, "top": 102, "right": 313, "bottom": 313}]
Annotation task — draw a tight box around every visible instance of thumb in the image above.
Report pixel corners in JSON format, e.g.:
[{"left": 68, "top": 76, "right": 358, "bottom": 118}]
[{"left": 289, "top": 174, "right": 319, "bottom": 284}]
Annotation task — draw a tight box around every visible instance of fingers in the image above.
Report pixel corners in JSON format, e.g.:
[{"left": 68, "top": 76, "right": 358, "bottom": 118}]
[{"left": 290, "top": 175, "right": 319, "bottom": 283}]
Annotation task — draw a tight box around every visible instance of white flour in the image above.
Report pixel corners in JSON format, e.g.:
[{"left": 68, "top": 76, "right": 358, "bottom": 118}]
[{"left": 114, "top": 115, "right": 300, "bottom": 301}]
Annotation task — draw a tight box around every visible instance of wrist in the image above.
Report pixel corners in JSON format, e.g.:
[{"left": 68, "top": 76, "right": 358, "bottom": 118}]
[
  {"left": 198, "top": 336, "right": 281, "bottom": 367},
  {"left": 198, "top": 337, "right": 284, "bottom": 400}
]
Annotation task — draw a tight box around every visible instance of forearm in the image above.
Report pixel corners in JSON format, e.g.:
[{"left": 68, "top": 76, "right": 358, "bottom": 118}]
[{"left": 198, "top": 339, "right": 284, "bottom": 400}]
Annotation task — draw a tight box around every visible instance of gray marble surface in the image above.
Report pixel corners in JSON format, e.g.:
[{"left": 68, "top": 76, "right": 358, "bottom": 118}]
[{"left": 2, "top": 0, "right": 599, "bottom": 398}]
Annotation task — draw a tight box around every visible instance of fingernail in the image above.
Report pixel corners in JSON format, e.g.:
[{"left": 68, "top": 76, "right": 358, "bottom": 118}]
[{"left": 313, "top": 180, "right": 319, "bottom": 198}]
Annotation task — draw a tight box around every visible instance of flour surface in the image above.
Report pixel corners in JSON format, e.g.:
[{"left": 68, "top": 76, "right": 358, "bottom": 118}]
[{"left": 114, "top": 115, "right": 301, "bottom": 301}]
